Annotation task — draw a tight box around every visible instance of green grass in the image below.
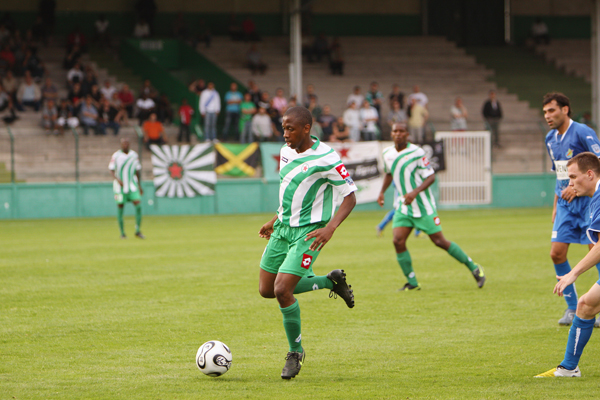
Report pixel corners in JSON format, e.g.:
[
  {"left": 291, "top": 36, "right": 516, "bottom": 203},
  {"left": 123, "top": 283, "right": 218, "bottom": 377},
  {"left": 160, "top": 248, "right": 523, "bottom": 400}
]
[{"left": 1, "top": 208, "right": 600, "bottom": 399}]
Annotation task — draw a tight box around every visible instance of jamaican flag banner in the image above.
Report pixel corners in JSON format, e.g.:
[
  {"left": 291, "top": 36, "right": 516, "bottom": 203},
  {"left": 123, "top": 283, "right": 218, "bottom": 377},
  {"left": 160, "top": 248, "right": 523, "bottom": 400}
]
[{"left": 214, "top": 143, "right": 260, "bottom": 177}]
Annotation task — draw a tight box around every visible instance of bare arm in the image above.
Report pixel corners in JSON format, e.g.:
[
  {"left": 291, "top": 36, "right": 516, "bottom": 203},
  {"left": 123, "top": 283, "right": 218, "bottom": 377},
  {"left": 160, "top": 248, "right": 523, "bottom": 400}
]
[
  {"left": 259, "top": 214, "right": 279, "bottom": 240},
  {"left": 136, "top": 169, "right": 143, "bottom": 195},
  {"left": 305, "top": 192, "right": 356, "bottom": 251},
  {"left": 378, "top": 173, "right": 393, "bottom": 207},
  {"left": 111, "top": 170, "right": 123, "bottom": 186},
  {"left": 555, "top": 240, "right": 600, "bottom": 295},
  {"left": 552, "top": 194, "right": 558, "bottom": 223},
  {"left": 404, "top": 174, "right": 435, "bottom": 205}
]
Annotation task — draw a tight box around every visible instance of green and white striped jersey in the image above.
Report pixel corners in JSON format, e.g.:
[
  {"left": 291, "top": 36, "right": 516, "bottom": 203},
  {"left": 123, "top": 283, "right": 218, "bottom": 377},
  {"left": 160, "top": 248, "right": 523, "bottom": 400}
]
[
  {"left": 278, "top": 137, "right": 356, "bottom": 227},
  {"left": 108, "top": 149, "right": 141, "bottom": 194},
  {"left": 382, "top": 143, "right": 436, "bottom": 218}
]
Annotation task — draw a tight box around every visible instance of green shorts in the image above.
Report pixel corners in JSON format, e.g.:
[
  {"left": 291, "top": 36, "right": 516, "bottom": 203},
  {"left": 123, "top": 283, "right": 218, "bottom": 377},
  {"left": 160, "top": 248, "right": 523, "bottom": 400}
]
[
  {"left": 114, "top": 191, "right": 141, "bottom": 205},
  {"left": 392, "top": 211, "right": 442, "bottom": 235},
  {"left": 260, "top": 219, "right": 326, "bottom": 278}
]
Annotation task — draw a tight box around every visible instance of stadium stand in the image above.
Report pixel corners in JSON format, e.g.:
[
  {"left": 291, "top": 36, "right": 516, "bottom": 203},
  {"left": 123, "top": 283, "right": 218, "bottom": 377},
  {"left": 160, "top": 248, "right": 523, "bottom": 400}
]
[{"left": 536, "top": 39, "right": 591, "bottom": 83}]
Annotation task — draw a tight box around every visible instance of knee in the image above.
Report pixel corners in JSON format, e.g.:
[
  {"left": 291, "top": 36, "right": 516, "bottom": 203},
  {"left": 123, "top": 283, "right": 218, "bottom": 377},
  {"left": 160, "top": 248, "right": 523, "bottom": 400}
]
[
  {"left": 577, "top": 294, "right": 599, "bottom": 319},
  {"left": 392, "top": 237, "right": 406, "bottom": 252},
  {"left": 550, "top": 249, "right": 566, "bottom": 264},
  {"left": 431, "top": 237, "right": 447, "bottom": 249},
  {"left": 259, "top": 284, "right": 275, "bottom": 299}
]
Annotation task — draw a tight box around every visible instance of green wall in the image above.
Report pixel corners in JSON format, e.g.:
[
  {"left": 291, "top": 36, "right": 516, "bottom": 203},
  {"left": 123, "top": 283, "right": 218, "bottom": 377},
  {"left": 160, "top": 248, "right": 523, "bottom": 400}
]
[{"left": 0, "top": 174, "right": 556, "bottom": 220}]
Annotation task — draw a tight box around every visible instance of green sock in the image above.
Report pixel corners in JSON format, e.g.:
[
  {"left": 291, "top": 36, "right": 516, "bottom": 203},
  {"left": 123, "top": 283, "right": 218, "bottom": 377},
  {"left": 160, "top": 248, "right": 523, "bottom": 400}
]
[
  {"left": 280, "top": 299, "right": 302, "bottom": 352},
  {"left": 447, "top": 242, "right": 477, "bottom": 272},
  {"left": 293, "top": 275, "right": 333, "bottom": 294},
  {"left": 117, "top": 207, "right": 124, "bottom": 236},
  {"left": 135, "top": 203, "right": 142, "bottom": 233},
  {"left": 396, "top": 251, "right": 418, "bottom": 286}
]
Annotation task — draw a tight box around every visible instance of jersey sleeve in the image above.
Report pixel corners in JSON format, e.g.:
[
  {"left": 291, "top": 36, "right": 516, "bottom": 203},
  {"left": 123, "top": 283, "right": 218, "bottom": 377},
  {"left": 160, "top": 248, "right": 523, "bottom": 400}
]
[
  {"left": 382, "top": 148, "right": 392, "bottom": 174},
  {"left": 544, "top": 133, "right": 555, "bottom": 171},
  {"left": 326, "top": 161, "right": 357, "bottom": 198},
  {"left": 417, "top": 154, "right": 435, "bottom": 179},
  {"left": 587, "top": 199, "right": 600, "bottom": 244},
  {"left": 580, "top": 127, "right": 600, "bottom": 156},
  {"left": 108, "top": 152, "right": 116, "bottom": 171}
]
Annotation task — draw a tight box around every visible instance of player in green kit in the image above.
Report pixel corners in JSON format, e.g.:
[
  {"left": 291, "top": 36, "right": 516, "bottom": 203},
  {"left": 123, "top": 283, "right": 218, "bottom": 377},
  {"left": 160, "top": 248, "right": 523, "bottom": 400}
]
[
  {"left": 109, "top": 138, "right": 145, "bottom": 239},
  {"left": 378, "top": 122, "right": 485, "bottom": 290},
  {"left": 258, "top": 106, "right": 357, "bottom": 379}
]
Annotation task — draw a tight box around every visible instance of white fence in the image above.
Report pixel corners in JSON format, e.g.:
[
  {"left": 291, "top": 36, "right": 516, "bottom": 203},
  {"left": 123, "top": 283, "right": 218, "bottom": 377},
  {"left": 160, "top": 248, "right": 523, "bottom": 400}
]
[{"left": 434, "top": 131, "right": 492, "bottom": 205}]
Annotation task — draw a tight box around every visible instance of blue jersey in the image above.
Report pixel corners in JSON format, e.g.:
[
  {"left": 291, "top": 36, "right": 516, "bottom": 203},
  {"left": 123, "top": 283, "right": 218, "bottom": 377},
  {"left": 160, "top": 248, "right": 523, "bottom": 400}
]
[{"left": 586, "top": 182, "right": 600, "bottom": 244}]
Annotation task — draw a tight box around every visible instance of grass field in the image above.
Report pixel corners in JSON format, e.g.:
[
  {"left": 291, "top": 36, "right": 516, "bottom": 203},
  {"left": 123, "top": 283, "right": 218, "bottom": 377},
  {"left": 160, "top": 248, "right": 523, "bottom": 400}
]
[{"left": 2, "top": 208, "right": 600, "bottom": 399}]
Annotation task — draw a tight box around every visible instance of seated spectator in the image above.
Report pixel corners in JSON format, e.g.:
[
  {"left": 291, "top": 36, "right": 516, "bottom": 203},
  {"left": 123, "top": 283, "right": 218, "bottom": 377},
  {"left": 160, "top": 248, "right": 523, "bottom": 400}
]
[
  {"left": 133, "top": 18, "right": 151, "bottom": 38},
  {"left": 139, "top": 79, "right": 158, "bottom": 101},
  {"left": 387, "top": 100, "right": 406, "bottom": 128},
  {"left": 136, "top": 92, "right": 155, "bottom": 124},
  {"left": 66, "top": 26, "right": 87, "bottom": 53},
  {"left": 156, "top": 93, "right": 173, "bottom": 124},
  {"left": 63, "top": 44, "right": 82, "bottom": 70},
  {"left": 0, "top": 44, "right": 15, "bottom": 72},
  {"left": 450, "top": 96, "right": 468, "bottom": 131},
  {"left": 79, "top": 95, "right": 99, "bottom": 135},
  {"left": 16, "top": 71, "right": 41, "bottom": 111},
  {"left": 407, "top": 85, "right": 428, "bottom": 107},
  {"left": 359, "top": 100, "right": 379, "bottom": 141},
  {"left": 2, "top": 97, "right": 18, "bottom": 124},
  {"left": 67, "top": 62, "right": 84, "bottom": 86},
  {"left": 347, "top": 86, "right": 364, "bottom": 108},
  {"left": 329, "top": 38, "right": 344, "bottom": 75},
  {"left": 242, "top": 16, "right": 259, "bottom": 42},
  {"left": 317, "top": 105, "right": 336, "bottom": 142},
  {"left": 178, "top": 98, "right": 194, "bottom": 143},
  {"left": 42, "top": 99, "right": 58, "bottom": 135},
  {"left": 81, "top": 69, "right": 98, "bottom": 95},
  {"left": 258, "top": 91, "right": 270, "bottom": 110},
  {"left": 246, "top": 44, "right": 267, "bottom": 75},
  {"left": 365, "top": 81, "right": 383, "bottom": 120},
  {"left": 94, "top": 14, "right": 111, "bottom": 48},
  {"left": 303, "top": 84, "right": 318, "bottom": 108},
  {"left": 68, "top": 82, "right": 84, "bottom": 104},
  {"left": 56, "top": 98, "right": 79, "bottom": 135},
  {"left": 227, "top": 13, "right": 243, "bottom": 41},
  {"left": 189, "top": 78, "right": 206, "bottom": 96},
  {"left": 307, "top": 96, "right": 322, "bottom": 119},
  {"left": 143, "top": 112, "right": 167, "bottom": 148},
  {"left": 0, "top": 23, "right": 10, "bottom": 44},
  {"left": 272, "top": 88, "right": 287, "bottom": 114},
  {"left": 531, "top": 18, "right": 549, "bottom": 45},
  {"left": 110, "top": 92, "right": 128, "bottom": 125},
  {"left": 308, "top": 33, "right": 329, "bottom": 63},
  {"left": 22, "top": 48, "right": 45, "bottom": 80},
  {"left": 100, "top": 79, "right": 116, "bottom": 100},
  {"left": 194, "top": 19, "right": 211, "bottom": 48},
  {"left": 0, "top": 13, "right": 16, "bottom": 35},
  {"left": 239, "top": 92, "right": 256, "bottom": 144},
  {"left": 98, "top": 100, "right": 120, "bottom": 135},
  {"left": 407, "top": 97, "right": 429, "bottom": 143},
  {"left": 118, "top": 84, "right": 135, "bottom": 118},
  {"left": 251, "top": 106, "right": 275, "bottom": 142},
  {"left": 267, "top": 100, "right": 283, "bottom": 138},
  {"left": 41, "top": 77, "right": 58, "bottom": 103},
  {"left": 31, "top": 16, "right": 46, "bottom": 45},
  {"left": 310, "top": 116, "right": 323, "bottom": 139},
  {"left": 389, "top": 84, "right": 405, "bottom": 109},
  {"left": 12, "top": 43, "right": 27, "bottom": 77},
  {"left": 247, "top": 80, "right": 261, "bottom": 105},
  {"left": 2, "top": 70, "right": 17, "bottom": 101},
  {"left": 343, "top": 102, "right": 361, "bottom": 142},
  {"left": 331, "top": 116, "right": 351, "bottom": 142},
  {"left": 89, "top": 84, "right": 102, "bottom": 108},
  {"left": 0, "top": 83, "right": 9, "bottom": 112}
]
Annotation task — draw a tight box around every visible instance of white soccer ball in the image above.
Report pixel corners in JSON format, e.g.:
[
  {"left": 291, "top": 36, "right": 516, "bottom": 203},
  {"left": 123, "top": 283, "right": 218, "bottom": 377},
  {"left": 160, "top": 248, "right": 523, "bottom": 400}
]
[{"left": 196, "top": 340, "right": 232, "bottom": 377}]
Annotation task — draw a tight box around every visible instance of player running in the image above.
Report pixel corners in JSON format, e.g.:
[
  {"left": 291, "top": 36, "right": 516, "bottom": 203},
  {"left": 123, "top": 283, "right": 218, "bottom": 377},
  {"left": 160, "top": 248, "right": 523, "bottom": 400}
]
[
  {"left": 543, "top": 92, "right": 600, "bottom": 326},
  {"left": 536, "top": 153, "right": 600, "bottom": 377},
  {"left": 258, "top": 106, "right": 356, "bottom": 380},
  {"left": 109, "top": 137, "right": 145, "bottom": 239},
  {"left": 378, "top": 122, "right": 485, "bottom": 290}
]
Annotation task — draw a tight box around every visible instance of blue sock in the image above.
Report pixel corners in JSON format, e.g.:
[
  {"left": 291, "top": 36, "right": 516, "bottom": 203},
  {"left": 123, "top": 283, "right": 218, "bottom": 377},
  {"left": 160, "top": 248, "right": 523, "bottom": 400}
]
[
  {"left": 378, "top": 209, "right": 395, "bottom": 231},
  {"left": 554, "top": 261, "right": 578, "bottom": 310},
  {"left": 560, "top": 316, "right": 595, "bottom": 370},
  {"left": 596, "top": 263, "right": 600, "bottom": 276}
]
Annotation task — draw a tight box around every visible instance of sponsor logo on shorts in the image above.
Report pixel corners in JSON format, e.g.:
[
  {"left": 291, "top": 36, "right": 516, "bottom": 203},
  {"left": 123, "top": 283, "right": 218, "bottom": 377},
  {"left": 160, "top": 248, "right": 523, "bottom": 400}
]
[
  {"left": 422, "top": 156, "right": 430, "bottom": 167},
  {"left": 335, "top": 164, "right": 350, "bottom": 179},
  {"left": 301, "top": 253, "right": 313, "bottom": 269},
  {"left": 433, "top": 216, "right": 441, "bottom": 226}
]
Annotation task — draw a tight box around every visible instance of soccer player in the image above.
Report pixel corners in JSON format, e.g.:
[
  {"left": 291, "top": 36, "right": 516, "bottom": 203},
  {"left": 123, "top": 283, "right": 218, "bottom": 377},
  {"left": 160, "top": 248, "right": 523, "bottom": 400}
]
[
  {"left": 378, "top": 122, "right": 485, "bottom": 290},
  {"left": 543, "top": 92, "right": 600, "bottom": 325},
  {"left": 258, "top": 106, "right": 357, "bottom": 380},
  {"left": 109, "top": 138, "right": 145, "bottom": 239},
  {"left": 536, "top": 152, "right": 600, "bottom": 377}
]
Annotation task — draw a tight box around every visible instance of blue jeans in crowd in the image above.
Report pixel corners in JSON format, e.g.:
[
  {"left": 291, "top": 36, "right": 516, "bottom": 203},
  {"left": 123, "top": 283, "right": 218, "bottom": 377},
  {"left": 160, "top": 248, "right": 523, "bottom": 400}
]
[
  {"left": 204, "top": 112, "right": 218, "bottom": 141},
  {"left": 222, "top": 111, "right": 240, "bottom": 141}
]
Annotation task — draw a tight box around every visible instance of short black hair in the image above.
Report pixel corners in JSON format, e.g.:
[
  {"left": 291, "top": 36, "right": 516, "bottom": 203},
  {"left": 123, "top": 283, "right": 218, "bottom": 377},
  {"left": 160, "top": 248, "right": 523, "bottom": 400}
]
[
  {"left": 284, "top": 106, "right": 312, "bottom": 128},
  {"left": 543, "top": 92, "right": 572, "bottom": 117}
]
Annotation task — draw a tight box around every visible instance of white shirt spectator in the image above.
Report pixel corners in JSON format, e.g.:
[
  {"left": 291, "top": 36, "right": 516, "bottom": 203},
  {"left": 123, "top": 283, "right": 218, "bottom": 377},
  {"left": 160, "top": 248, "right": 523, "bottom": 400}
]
[
  {"left": 136, "top": 97, "right": 155, "bottom": 111},
  {"left": 359, "top": 106, "right": 379, "bottom": 133},
  {"left": 347, "top": 93, "right": 364, "bottom": 107},
  {"left": 199, "top": 89, "right": 221, "bottom": 114},
  {"left": 133, "top": 22, "right": 150, "bottom": 38},
  {"left": 407, "top": 92, "right": 428, "bottom": 107},
  {"left": 100, "top": 84, "right": 117, "bottom": 100},
  {"left": 251, "top": 113, "right": 273, "bottom": 138},
  {"left": 67, "top": 67, "right": 84, "bottom": 84}
]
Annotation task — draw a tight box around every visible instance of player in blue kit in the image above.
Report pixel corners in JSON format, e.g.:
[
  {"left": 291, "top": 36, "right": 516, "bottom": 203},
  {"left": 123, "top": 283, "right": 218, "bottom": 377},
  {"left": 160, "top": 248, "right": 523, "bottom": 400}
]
[
  {"left": 536, "top": 152, "right": 600, "bottom": 377},
  {"left": 544, "top": 92, "right": 600, "bottom": 326}
]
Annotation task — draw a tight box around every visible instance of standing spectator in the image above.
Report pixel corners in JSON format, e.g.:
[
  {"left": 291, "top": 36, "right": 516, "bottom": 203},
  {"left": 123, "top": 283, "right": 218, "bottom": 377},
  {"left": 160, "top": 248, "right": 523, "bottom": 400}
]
[
  {"left": 407, "top": 97, "right": 429, "bottom": 143},
  {"left": 172, "top": 12, "right": 189, "bottom": 41},
  {"left": 67, "top": 62, "right": 84, "bottom": 86},
  {"left": 63, "top": 44, "right": 82, "bottom": 70},
  {"left": 139, "top": 79, "right": 157, "bottom": 101},
  {"left": 360, "top": 100, "right": 379, "bottom": 141},
  {"left": 242, "top": 16, "right": 259, "bottom": 41},
  {"left": 68, "top": 82, "right": 84, "bottom": 104},
  {"left": 178, "top": 98, "right": 194, "bottom": 143},
  {"left": 56, "top": 98, "right": 79, "bottom": 135},
  {"left": 306, "top": 96, "right": 322, "bottom": 119},
  {"left": 365, "top": 81, "right": 383, "bottom": 122},
  {"left": 247, "top": 80, "right": 261, "bottom": 106},
  {"left": 247, "top": 44, "right": 267, "bottom": 75},
  {"left": 156, "top": 93, "right": 173, "bottom": 124},
  {"left": 66, "top": 26, "right": 87, "bottom": 53},
  {"left": 302, "top": 84, "right": 318, "bottom": 108},
  {"left": 239, "top": 92, "right": 256, "bottom": 144},
  {"left": 407, "top": 85, "right": 429, "bottom": 107},
  {"left": 2, "top": 70, "right": 17, "bottom": 101},
  {"left": 110, "top": 92, "right": 128, "bottom": 126},
  {"left": 98, "top": 99, "right": 120, "bottom": 135},
  {"left": 100, "top": 79, "right": 116, "bottom": 100},
  {"left": 79, "top": 95, "right": 99, "bottom": 135},
  {"left": 142, "top": 112, "right": 167, "bottom": 148},
  {"left": 387, "top": 100, "right": 406, "bottom": 129},
  {"left": 450, "top": 97, "right": 468, "bottom": 131},
  {"left": 16, "top": 72, "right": 41, "bottom": 111},
  {"left": 81, "top": 69, "right": 99, "bottom": 96},
  {"left": 222, "top": 82, "right": 243, "bottom": 141},
  {"left": 308, "top": 33, "right": 329, "bottom": 62},
  {"left": 267, "top": 100, "right": 283, "bottom": 139},
  {"left": 272, "top": 88, "right": 287, "bottom": 114},
  {"left": 251, "top": 106, "right": 275, "bottom": 142},
  {"left": 317, "top": 104, "right": 336, "bottom": 142},
  {"left": 134, "top": 0, "right": 157, "bottom": 35},
  {"left": 199, "top": 81, "right": 220, "bottom": 142},
  {"left": 118, "top": 84, "right": 135, "bottom": 118},
  {"left": 41, "top": 77, "right": 58, "bottom": 103},
  {"left": 188, "top": 78, "right": 206, "bottom": 96},
  {"left": 89, "top": 84, "right": 102, "bottom": 109},
  {"left": 343, "top": 102, "right": 361, "bottom": 142},
  {"left": 133, "top": 18, "right": 151, "bottom": 39},
  {"left": 42, "top": 99, "right": 58, "bottom": 134},
  {"left": 331, "top": 116, "right": 351, "bottom": 142},
  {"left": 347, "top": 86, "right": 364, "bottom": 108},
  {"left": 135, "top": 92, "right": 155, "bottom": 125},
  {"left": 389, "top": 84, "right": 405, "bottom": 109},
  {"left": 482, "top": 90, "right": 503, "bottom": 147},
  {"left": 329, "top": 37, "right": 344, "bottom": 75},
  {"left": 531, "top": 18, "right": 550, "bottom": 45},
  {"left": 94, "top": 14, "right": 111, "bottom": 48},
  {"left": 2, "top": 98, "right": 18, "bottom": 124}
]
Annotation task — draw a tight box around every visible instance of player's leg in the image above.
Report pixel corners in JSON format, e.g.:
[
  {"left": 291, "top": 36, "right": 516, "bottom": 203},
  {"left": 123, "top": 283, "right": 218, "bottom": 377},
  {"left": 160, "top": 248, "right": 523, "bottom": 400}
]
[
  {"left": 132, "top": 196, "right": 144, "bottom": 238},
  {"left": 585, "top": 243, "right": 600, "bottom": 328},
  {"left": 392, "top": 222, "right": 419, "bottom": 290},
  {"left": 117, "top": 204, "right": 125, "bottom": 238},
  {"left": 258, "top": 228, "right": 289, "bottom": 299},
  {"left": 551, "top": 242, "right": 577, "bottom": 323},
  {"left": 376, "top": 209, "right": 395, "bottom": 237},
  {"left": 275, "top": 271, "right": 304, "bottom": 379}
]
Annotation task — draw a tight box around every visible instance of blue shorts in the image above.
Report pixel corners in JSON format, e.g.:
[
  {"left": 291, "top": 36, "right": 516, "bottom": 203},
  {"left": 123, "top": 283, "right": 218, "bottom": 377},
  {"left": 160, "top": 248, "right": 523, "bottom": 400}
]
[{"left": 552, "top": 197, "right": 591, "bottom": 244}]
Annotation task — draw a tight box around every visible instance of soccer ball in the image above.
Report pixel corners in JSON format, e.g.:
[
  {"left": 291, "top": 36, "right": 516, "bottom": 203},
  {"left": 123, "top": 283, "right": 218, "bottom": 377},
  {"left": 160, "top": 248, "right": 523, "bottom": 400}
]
[{"left": 196, "top": 340, "right": 232, "bottom": 377}]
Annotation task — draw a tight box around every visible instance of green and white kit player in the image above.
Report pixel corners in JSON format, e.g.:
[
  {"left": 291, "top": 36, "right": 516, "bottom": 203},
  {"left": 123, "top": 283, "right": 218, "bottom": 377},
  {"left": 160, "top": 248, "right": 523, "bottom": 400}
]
[
  {"left": 108, "top": 138, "right": 145, "bottom": 239},
  {"left": 258, "top": 106, "right": 357, "bottom": 380},
  {"left": 378, "top": 122, "right": 485, "bottom": 290}
]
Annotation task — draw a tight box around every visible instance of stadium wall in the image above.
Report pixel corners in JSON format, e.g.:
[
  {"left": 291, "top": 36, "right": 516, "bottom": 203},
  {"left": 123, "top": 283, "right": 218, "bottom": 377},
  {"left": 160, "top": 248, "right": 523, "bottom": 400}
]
[{"left": 0, "top": 174, "right": 555, "bottom": 220}]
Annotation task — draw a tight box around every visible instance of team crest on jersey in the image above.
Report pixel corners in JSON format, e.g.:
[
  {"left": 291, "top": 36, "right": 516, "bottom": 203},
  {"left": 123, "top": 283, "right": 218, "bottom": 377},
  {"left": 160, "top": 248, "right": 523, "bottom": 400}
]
[
  {"left": 566, "top": 148, "right": 574, "bottom": 159},
  {"left": 301, "top": 163, "right": 309, "bottom": 173},
  {"left": 593, "top": 144, "right": 600, "bottom": 154},
  {"left": 433, "top": 216, "right": 441, "bottom": 226},
  {"left": 335, "top": 164, "right": 350, "bottom": 179},
  {"left": 422, "top": 156, "right": 430, "bottom": 167},
  {"left": 301, "top": 253, "right": 313, "bottom": 269}
]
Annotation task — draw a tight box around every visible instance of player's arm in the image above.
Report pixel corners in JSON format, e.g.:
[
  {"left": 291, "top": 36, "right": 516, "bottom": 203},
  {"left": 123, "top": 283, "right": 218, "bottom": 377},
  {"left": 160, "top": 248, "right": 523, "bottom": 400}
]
[
  {"left": 110, "top": 169, "right": 123, "bottom": 186},
  {"left": 136, "top": 169, "right": 143, "bottom": 195},
  {"left": 552, "top": 194, "right": 558, "bottom": 223},
  {"left": 259, "top": 214, "right": 278, "bottom": 240},
  {"left": 378, "top": 173, "right": 393, "bottom": 207},
  {"left": 404, "top": 174, "right": 435, "bottom": 205},
  {"left": 305, "top": 192, "right": 356, "bottom": 251},
  {"left": 555, "top": 240, "right": 600, "bottom": 296}
]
